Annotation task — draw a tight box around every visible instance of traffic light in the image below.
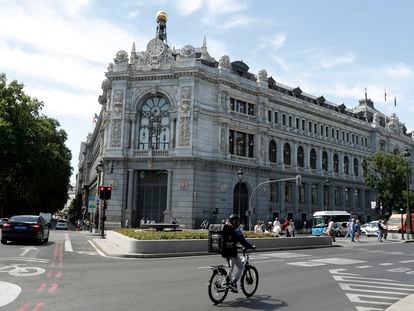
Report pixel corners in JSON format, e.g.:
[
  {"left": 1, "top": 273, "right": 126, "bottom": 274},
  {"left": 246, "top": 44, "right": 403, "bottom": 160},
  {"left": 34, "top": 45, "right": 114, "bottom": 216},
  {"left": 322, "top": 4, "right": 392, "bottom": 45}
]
[
  {"left": 99, "top": 186, "right": 112, "bottom": 200},
  {"left": 103, "top": 201, "right": 108, "bottom": 209}
]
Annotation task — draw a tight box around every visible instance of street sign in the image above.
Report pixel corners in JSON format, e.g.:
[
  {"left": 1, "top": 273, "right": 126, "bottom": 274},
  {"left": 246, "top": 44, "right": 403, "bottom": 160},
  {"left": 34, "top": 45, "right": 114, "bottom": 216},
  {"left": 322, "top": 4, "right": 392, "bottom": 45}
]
[{"left": 370, "top": 201, "right": 376, "bottom": 209}]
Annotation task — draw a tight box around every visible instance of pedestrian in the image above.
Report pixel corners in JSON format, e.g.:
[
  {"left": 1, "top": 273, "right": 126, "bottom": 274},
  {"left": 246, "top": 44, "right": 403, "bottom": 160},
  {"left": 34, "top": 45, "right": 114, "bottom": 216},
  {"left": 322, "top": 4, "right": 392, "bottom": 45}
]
[
  {"left": 344, "top": 219, "right": 352, "bottom": 239},
  {"left": 282, "top": 218, "right": 290, "bottom": 237},
  {"left": 326, "top": 217, "right": 336, "bottom": 242},
  {"left": 124, "top": 218, "right": 130, "bottom": 228},
  {"left": 377, "top": 220, "right": 384, "bottom": 242},
  {"left": 288, "top": 220, "right": 296, "bottom": 237},
  {"left": 350, "top": 218, "right": 356, "bottom": 242},
  {"left": 355, "top": 219, "right": 361, "bottom": 242},
  {"left": 140, "top": 218, "right": 145, "bottom": 227},
  {"left": 382, "top": 219, "right": 388, "bottom": 240},
  {"left": 302, "top": 220, "right": 307, "bottom": 234},
  {"left": 254, "top": 221, "right": 262, "bottom": 233}
]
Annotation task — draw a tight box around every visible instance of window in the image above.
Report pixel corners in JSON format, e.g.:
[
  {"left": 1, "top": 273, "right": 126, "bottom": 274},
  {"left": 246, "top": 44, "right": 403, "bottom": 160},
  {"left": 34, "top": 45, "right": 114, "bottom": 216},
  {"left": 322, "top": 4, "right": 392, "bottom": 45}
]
[
  {"left": 314, "top": 123, "right": 317, "bottom": 134},
  {"left": 336, "top": 130, "right": 339, "bottom": 140},
  {"left": 320, "top": 125, "right": 324, "bottom": 136},
  {"left": 334, "top": 188, "right": 340, "bottom": 206},
  {"left": 342, "top": 131, "right": 345, "bottom": 141},
  {"left": 345, "top": 188, "right": 350, "bottom": 207},
  {"left": 322, "top": 151, "right": 328, "bottom": 171},
  {"left": 302, "top": 119, "right": 305, "bottom": 131},
  {"left": 310, "top": 148, "right": 317, "bottom": 169},
  {"left": 230, "top": 98, "right": 255, "bottom": 116},
  {"left": 274, "top": 111, "right": 278, "bottom": 124},
  {"left": 356, "top": 136, "right": 359, "bottom": 145},
  {"left": 325, "top": 126, "right": 329, "bottom": 137},
  {"left": 269, "top": 140, "right": 277, "bottom": 163},
  {"left": 344, "top": 156, "right": 349, "bottom": 175},
  {"left": 297, "top": 146, "right": 304, "bottom": 167},
  {"left": 288, "top": 116, "right": 292, "bottom": 127},
  {"left": 229, "top": 130, "right": 254, "bottom": 158},
  {"left": 285, "top": 181, "right": 292, "bottom": 203},
  {"left": 352, "top": 134, "right": 355, "bottom": 144},
  {"left": 354, "top": 158, "right": 359, "bottom": 176},
  {"left": 311, "top": 185, "right": 318, "bottom": 205},
  {"left": 138, "top": 96, "right": 170, "bottom": 150},
  {"left": 308, "top": 121, "right": 312, "bottom": 133},
  {"left": 296, "top": 118, "right": 300, "bottom": 129},
  {"left": 248, "top": 103, "right": 254, "bottom": 116},
  {"left": 268, "top": 110, "right": 272, "bottom": 122},
  {"left": 270, "top": 182, "right": 277, "bottom": 202},
  {"left": 346, "top": 132, "right": 349, "bottom": 142},
  {"left": 298, "top": 185, "right": 305, "bottom": 203},
  {"left": 333, "top": 154, "right": 339, "bottom": 173},
  {"left": 331, "top": 128, "right": 335, "bottom": 138},
  {"left": 283, "top": 143, "right": 291, "bottom": 165},
  {"left": 282, "top": 114, "right": 286, "bottom": 126}
]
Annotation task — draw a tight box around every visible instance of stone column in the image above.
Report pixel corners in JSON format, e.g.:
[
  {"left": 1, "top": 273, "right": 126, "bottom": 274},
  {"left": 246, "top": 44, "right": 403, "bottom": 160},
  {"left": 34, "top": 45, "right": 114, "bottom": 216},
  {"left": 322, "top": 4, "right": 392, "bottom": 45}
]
[
  {"left": 163, "top": 169, "right": 173, "bottom": 222},
  {"left": 126, "top": 169, "right": 135, "bottom": 225}
]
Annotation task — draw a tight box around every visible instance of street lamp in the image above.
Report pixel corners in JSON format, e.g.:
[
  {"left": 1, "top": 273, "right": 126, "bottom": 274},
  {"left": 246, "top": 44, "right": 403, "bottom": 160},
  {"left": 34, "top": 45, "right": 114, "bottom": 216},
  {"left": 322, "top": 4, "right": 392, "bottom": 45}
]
[
  {"left": 403, "top": 148, "right": 412, "bottom": 239},
  {"left": 95, "top": 160, "right": 106, "bottom": 238},
  {"left": 237, "top": 168, "right": 243, "bottom": 220},
  {"left": 325, "top": 178, "right": 330, "bottom": 211}
]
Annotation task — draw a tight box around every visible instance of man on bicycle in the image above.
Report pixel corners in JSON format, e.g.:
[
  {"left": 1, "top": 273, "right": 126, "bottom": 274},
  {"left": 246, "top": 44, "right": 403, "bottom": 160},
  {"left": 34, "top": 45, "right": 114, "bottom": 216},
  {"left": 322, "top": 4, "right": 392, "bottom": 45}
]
[{"left": 222, "top": 214, "right": 255, "bottom": 293}]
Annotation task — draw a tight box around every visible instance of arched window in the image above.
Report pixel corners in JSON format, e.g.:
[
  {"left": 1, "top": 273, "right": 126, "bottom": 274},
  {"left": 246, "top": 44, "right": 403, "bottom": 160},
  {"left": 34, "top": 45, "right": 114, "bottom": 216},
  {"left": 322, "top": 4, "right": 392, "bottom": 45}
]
[
  {"left": 354, "top": 158, "right": 359, "bottom": 176},
  {"left": 310, "top": 148, "right": 317, "bottom": 169},
  {"left": 297, "top": 146, "right": 304, "bottom": 167},
  {"left": 138, "top": 96, "right": 170, "bottom": 150},
  {"left": 269, "top": 140, "right": 277, "bottom": 163},
  {"left": 283, "top": 143, "right": 291, "bottom": 165},
  {"left": 322, "top": 151, "right": 328, "bottom": 171},
  {"left": 344, "top": 156, "right": 349, "bottom": 175},
  {"left": 333, "top": 154, "right": 339, "bottom": 173}
]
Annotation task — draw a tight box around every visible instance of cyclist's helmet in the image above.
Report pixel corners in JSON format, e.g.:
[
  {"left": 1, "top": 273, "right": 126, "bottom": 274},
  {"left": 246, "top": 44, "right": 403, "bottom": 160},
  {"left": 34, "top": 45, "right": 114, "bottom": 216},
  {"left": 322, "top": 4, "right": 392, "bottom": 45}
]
[{"left": 229, "top": 214, "right": 239, "bottom": 225}]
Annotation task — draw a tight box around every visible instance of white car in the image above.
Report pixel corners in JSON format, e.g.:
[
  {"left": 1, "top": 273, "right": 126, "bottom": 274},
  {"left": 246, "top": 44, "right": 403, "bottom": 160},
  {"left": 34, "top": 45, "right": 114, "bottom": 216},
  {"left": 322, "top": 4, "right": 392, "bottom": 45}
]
[
  {"left": 55, "top": 219, "right": 68, "bottom": 230},
  {"left": 361, "top": 221, "right": 379, "bottom": 236}
]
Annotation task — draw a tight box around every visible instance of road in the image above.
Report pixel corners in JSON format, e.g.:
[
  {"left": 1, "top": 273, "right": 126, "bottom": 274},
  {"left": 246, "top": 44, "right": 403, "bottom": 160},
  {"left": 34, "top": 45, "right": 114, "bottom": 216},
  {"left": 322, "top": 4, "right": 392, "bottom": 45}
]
[{"left": 1, "top": 230, "right": 414, "bottom": 311}]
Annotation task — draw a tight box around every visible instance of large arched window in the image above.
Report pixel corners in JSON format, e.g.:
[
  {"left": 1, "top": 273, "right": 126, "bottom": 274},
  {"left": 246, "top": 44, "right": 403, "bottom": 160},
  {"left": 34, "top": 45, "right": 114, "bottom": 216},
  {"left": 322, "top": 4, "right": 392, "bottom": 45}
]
[
  {"left": 322, "top": 151, "right": 328, "bottom": 171},
  {"left": 354, "top": 158, "right": 359, "bottom": 176},
  {"left": 310, "top": 148, "right": 317, "bottom": 169},
  {"left": 333, "top": 154, "right": 339, "bottom": 173},
  {"left": 138, "top": 96, "right": 170, "bottom": 150},
  {"left": 344, "top": 156, "right": 349, "bottom": 175},
  {"left": 297, "top": 146, "right": 304, "bottom": 167},
  {"left": 269, "top": 140, "right": 277, "bottom": 163},
  {"left": 283, "top": 143, "right": 291, "bottom": 165}
]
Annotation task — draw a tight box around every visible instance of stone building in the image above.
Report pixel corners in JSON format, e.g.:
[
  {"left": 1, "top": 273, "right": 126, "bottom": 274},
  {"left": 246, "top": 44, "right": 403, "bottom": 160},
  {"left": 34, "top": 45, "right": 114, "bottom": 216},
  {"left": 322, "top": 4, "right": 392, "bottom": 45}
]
[{"left": 76, "top": 11, "right": 414, "bottom": 230}]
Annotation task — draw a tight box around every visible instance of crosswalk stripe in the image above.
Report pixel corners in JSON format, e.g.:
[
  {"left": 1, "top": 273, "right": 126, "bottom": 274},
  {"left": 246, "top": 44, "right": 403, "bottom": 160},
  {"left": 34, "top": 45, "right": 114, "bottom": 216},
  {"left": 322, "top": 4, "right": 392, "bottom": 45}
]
[
  {"left": 346, "top": 293, "right": 400, "bottom": 305},
  {"left": 355, "top": 306, "right": 384, "bottom": 311},
  {"left": 338, "top": 283, "right": 413, "bottom": 295},
  {"left": 64, "top": 233, "right": 73, "bottom": 252}
]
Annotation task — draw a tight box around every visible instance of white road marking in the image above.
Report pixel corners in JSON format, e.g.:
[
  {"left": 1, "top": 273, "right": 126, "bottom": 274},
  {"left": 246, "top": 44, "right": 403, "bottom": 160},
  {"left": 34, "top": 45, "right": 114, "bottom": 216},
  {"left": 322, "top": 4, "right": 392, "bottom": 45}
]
[
  {"left": 263, "top": 252, "right": 311, "bottom": 259},
  {"left": 19, "top": 247, "right": 38, "bottom": 257},
  {"left": 346, "top": 293, "right": 400, "bottom": 305},
  {"left": 0, "top": 282, "right": 21, "bottom": 307},
  {"left": 400, "top": 259, "right": 414, "bottom": 263},
  {"left": 356, "top": 265, "right": 372, "bottom": 269},
  {"left": 287, "top": 261, "right": 326, "bottom": 267},
  {"left": 329, "top": 269, "right": 358, "bottom": 276},
  {"left": 64, "top": 233, "right": 73, "bottom": 252},
  {"left": 355, "top": 307, "right": 384, "bottom": 311},
  {"left": 338, "top": 283, "right": 413, "bottom": 295},
  {"left": 311, "top": 258, "right": 366, "bottom": 265},
  {"left": 332, "top": 275, "right": 414, "bottom": 287},
  {"left": 379, "top": 263, "right": 393, "bottom": 266},
  {"left": 0, "top": 257, "right": 49, "bottom": 264}
]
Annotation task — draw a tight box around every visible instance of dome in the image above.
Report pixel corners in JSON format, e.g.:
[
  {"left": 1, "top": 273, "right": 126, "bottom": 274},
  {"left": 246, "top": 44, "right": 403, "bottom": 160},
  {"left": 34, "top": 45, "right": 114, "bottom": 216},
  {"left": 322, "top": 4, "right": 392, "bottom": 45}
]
[{"left": 156, "top": 11, "right": 168, "bottom": 22}]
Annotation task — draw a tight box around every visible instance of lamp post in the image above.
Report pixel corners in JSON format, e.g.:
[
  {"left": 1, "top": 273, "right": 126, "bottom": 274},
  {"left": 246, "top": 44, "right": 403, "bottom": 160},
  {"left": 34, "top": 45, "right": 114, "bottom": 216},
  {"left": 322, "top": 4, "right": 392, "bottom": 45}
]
[
  {"left": 325, "top": 178, "right": 330, "bottom": 211},
  {"left": 248, "top": 175, "right": 302, "bottom": 231},
  {"left": 403, "top": 148, "right": 412, "bottom": 239},
  {"left": 95, "top": 160, "right": 105, "bottom": 239},
  {"left": 400, "top": 208, "right": 405, "bottom": 240},
  {"left": 237, "top": 168, "right": 243, "bottom": 220}
]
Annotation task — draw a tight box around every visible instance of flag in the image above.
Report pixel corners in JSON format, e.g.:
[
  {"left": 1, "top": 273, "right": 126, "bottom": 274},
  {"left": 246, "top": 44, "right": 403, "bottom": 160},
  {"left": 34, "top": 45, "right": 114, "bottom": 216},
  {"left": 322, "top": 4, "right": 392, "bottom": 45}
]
[
  {"left": 394, "top": 97, "right": 397, "bottom": 107},
  {"left": 93, "top": 113, "right": 99, "bottom": 123},
  {"left": 384, "top": 88, "right": 387, "bottom": 102}
]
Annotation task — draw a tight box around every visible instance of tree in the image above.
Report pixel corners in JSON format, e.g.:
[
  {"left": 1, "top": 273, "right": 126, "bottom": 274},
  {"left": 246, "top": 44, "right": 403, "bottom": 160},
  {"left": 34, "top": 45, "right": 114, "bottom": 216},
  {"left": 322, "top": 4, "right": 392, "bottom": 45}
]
[
  {"left": 0, "top": 73, "right": 72, "bottom": 216},
  {"left": 363, "top": 152, "right": 409, "bottom": 217}
]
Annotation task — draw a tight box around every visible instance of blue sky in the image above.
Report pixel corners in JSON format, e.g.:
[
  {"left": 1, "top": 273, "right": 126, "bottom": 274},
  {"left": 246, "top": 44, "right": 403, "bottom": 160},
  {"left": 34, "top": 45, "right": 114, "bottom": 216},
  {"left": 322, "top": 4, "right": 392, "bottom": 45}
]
[{"left": 1, "top": 0, "right": 413, "bottom": 184}]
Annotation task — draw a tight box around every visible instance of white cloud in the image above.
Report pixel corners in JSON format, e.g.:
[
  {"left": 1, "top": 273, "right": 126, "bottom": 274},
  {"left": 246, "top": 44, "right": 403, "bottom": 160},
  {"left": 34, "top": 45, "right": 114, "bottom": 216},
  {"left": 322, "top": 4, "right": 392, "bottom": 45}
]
[
  {"left": 303, "top": 48, "right": 355, "bottom": 69},
  {"left": 61, "top": 0, "right": 91, "bottom": 14},
  {"left": 174, "top": 0, "right": 204, "bottom": 16},
  {"left": 384, "top": 63, "right": 412, "bottom": 78},
  {"left": 258, "top": 33, "right": 286, "bottom": 51},
  {"left": 222, "top": 15, "right": 252, "bottom": 29}
]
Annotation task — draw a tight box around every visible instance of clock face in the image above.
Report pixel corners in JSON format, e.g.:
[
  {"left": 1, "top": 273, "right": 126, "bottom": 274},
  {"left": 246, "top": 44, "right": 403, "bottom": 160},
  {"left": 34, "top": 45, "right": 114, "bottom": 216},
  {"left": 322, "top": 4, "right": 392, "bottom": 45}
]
[{"left": 146, "top": 39, "right": 165, "bottom": 57}]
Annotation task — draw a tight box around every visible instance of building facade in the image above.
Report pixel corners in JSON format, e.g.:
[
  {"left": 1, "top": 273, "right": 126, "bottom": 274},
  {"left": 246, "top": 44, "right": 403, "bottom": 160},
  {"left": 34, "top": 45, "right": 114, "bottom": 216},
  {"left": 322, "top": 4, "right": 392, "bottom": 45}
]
[{"left": 76, "top": 12, "right": 414, "bottom": 230}]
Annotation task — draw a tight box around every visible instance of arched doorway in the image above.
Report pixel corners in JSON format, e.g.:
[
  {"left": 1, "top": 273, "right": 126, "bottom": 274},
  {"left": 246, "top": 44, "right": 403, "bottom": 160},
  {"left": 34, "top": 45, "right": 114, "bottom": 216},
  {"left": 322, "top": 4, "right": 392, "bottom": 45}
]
[{"left": 233, "top": 183, "right": 249, "bottom": 226}]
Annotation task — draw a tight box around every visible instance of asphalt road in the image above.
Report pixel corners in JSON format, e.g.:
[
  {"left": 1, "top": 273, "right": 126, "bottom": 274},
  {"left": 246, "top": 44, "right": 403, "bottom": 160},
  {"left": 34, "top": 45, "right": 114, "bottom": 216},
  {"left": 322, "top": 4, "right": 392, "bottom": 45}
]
[{"left": 1, "top": 230, "right": 414, "bottom": 311}]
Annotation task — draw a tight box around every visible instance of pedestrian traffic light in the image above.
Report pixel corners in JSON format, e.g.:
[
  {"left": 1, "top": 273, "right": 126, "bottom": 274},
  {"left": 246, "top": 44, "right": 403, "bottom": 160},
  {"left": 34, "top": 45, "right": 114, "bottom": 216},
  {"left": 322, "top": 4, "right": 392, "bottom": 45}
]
[
  {"left": 99, "top": 186, "right": 112, "bottom": 200},
  {"left": 103, "top": 201, "right": 108, "bottom": 209}
]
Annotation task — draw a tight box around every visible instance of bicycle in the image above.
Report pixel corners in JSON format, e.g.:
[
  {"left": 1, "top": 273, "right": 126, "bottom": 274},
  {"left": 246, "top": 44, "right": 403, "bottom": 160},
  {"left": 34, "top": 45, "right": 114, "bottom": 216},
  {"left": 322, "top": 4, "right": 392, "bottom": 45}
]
[
  {"left": 208, "top": 248, "right": 259, "bottom": 304},
  {"left": 0, "top": 264, "right": 45, "bottom": 276}
]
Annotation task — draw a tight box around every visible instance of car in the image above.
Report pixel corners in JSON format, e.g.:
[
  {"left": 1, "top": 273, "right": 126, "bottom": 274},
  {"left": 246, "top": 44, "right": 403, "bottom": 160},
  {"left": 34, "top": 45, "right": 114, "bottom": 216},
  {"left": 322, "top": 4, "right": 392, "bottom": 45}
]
[
  {"left": 1, "top": 215, "right": 49, "bottom": 244},
  {"left": 333, "top": 221, "right": 348, "bottom": 237},
  {"left": 361, "top": 221, "right": 379, "bottom": 237},
  {"left": 55, "top": 219, "right": 68, "bottom": 230},
  {"left": 0, "top": 218, "right": 8, "bottom": 228}
]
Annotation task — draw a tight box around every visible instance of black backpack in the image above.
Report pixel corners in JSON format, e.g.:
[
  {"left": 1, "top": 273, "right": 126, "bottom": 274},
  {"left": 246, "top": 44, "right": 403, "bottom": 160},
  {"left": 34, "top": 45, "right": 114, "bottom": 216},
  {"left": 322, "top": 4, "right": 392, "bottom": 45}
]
[{"left": 208, "top": 224, "right": 236, "bottom": 257}]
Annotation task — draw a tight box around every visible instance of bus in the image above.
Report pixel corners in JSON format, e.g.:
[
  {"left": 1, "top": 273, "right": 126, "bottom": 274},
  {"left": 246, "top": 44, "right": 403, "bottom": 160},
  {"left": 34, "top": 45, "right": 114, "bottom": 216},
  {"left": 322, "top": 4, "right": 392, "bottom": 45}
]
[
  {"left": 312, "top": 211, "right": 351, "bottom": 236},
  {"left": 387, "top": 213, "right": 414, "bottom": 233}
]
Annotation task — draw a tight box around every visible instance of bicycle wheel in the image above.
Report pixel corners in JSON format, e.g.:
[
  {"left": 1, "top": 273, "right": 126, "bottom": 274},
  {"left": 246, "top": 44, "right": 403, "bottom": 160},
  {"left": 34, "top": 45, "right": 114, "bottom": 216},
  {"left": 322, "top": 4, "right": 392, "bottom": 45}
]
[
  {"left": 208, "top": 269, "right": 229, "bottom": 304},
  {"left": 241, "top": 265, "right": 259, "bottom": 297}
]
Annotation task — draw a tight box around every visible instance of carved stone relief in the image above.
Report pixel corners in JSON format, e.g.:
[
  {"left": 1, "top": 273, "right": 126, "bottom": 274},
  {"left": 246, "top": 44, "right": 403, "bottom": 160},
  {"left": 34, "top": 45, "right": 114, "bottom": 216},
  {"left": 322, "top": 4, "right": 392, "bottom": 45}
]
[
  {"left": 112, "top": 90, "right": 124, "bottom": 117},
  {"left": 111, "top": 119, "right": 122, "bottom": 147},
  {"left": 179, "top": 87, "right": 192, "bottom": 146},
  {"left": 114, "top": 50, "right": 128, "bottom": 64},
  {"left": 219, "top": 55, "right": 231, "bottom": 69},
  {"left": 220, "top": 90, "right": 228, "bottom": 110}
]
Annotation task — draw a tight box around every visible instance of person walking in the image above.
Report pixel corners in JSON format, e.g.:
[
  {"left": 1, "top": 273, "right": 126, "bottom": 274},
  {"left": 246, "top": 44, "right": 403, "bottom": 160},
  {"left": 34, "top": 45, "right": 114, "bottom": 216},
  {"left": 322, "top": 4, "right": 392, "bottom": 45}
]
[
  {"left": 377, "top": 220, "right": 384, "bottom": 242},
  {"left": 382, "top": 219, "right": 388, "bottom": 240},
  {"left": 350, "top": 218, "right": 356, "bottom": 242},
  {"left": 326, "top": 218, "right": 336, "bottom": 242},
  {"left": 344, "top": 219, "right": 352, "bottom": 239},
  {"left": 288, "top": 220, "right": 296, "bottom": 237},
  {"left": 355, "top": 219, "right": 361, "bottom": 242}
]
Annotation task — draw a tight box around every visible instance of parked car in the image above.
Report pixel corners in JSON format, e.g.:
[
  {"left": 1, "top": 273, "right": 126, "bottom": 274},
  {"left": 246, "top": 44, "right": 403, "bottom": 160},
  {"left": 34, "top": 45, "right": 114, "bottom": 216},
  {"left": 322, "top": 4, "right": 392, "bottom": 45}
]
[
  {"left": 1, "top": 215, "right": 49, "bottom": 244},
  {"left": 361, "top": 221, "right": 379, "bottom": 236},
  {"left": 333, "top": 222, "right": 348, "bottom": 237},
  {"left": 55, "top": 219, "right": 68, "bottom": 230},
  {"left": 0, "top": 218, "right": 8, "bottom": 228}
]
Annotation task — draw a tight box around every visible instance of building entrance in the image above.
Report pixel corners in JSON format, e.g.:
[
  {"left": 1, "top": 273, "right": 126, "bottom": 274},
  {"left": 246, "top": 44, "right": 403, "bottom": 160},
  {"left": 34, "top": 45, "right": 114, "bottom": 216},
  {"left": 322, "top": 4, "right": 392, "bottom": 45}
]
[
  {"left": 135, "top": 170, "right": 167, "bottom": 225},
  {"left": 233, "top": 183, "right": 249, "bottom": 226}
]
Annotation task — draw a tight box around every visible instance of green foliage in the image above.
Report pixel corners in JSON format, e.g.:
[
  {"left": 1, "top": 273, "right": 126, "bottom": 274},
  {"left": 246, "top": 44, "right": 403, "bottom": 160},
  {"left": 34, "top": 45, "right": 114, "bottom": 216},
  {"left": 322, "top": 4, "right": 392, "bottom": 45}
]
[
  {"left": 115, "top": 228, "right": 275, "bottom": 240},
  {"left": 0, "top": 73, "right": 72, "bottom": 217},
  {"left": 362, "top": 152, "right": 409, "bottom": 216}
]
